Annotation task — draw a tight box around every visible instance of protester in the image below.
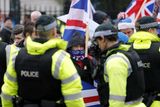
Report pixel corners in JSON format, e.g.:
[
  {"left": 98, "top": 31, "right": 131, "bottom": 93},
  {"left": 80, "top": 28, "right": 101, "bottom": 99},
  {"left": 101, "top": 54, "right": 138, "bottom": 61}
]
[
  {"left": 11, "top": 24, "right": 24, "bottom": 46},
  {"left": 118, "top": 18, "right": 135, "bottom": 37},
  {"left": 30, "top": 11, "right": 42, "bottom": 24},
  {"left": 67, "top": 32, "right": 95, "bottom": 85},
  {"left": 0, "top": 17, "right": 13, "bottom": 44},
  {"left": 1, "top": 15, "right": 85, "bottom": 107},
  {"left": 0, "top": 41, "right": 7, "bottom": 107}
]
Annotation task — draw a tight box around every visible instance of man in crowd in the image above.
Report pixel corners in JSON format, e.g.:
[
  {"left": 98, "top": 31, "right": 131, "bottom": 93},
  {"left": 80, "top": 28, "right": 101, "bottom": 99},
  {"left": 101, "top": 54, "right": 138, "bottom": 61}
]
[
  {"left": 30, "top": 11, "right": 42, "bottom": 24},
  {"left": 0, "top": 17, "right": 13, "bottom": 44}
]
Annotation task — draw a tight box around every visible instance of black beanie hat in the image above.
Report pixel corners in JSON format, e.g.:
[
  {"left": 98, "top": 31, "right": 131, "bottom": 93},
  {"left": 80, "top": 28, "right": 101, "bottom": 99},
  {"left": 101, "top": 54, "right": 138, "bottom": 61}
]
[
  {"left": 93, "top": 10, "right": 108, "bottom": 24},
  {"left": 67, "top": 32, "right": 85, "bottom": 49}
]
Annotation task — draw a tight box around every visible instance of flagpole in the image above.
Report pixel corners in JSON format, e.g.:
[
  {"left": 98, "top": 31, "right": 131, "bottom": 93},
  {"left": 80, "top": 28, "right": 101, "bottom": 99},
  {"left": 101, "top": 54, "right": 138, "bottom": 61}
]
[
  {"left": 134, "top": 0, "right": 147, "bottom": 23},
  {"left": 85, "top": 25, "right": 89, "bottom": 57}
]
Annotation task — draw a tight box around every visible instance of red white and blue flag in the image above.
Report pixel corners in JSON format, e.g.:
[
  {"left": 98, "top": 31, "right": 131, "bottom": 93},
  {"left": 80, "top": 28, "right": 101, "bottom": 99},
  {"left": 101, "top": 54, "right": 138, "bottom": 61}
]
[
  {"left": 63, "top": 0, "right": 92, "bottom": 41},
  {"left": 125, "top": 0, "right": 155, "bottom": 22},
  {"left": 82, "top": 81, "right": 101, "bottom": 107},
  {"left": 62, "top": 0, "right": 101, "bottom": 106}
]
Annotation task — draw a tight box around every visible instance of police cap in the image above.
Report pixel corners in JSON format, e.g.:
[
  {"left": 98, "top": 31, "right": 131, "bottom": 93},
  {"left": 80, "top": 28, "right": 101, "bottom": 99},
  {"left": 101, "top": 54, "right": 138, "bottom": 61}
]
[
  {"left": 35, "top": 15, "right": 57, "bottom": 32},
  {"left": 136, "top": 16, "right": 159, "bottom": 31},
  {"left": 93, "top": 22, "right": 118, "bottom": 39}
]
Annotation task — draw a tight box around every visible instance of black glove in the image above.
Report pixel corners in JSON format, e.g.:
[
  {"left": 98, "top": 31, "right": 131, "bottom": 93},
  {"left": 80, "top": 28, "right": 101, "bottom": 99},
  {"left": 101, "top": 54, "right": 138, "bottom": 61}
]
[{"left": 82, "top": 57, "right": 92, "bottom": 71}]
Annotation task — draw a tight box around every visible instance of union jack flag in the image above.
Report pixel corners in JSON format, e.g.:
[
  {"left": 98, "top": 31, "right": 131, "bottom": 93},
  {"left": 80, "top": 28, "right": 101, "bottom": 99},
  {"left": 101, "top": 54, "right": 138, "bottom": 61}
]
[
  {"left": 82, "top": 81, "right": 101, "bottom": 107},
  {"left": 63, "top": 0, "right": 92, "bottom": 41},
  {"left": 126, "top": 0, "right": 155, "bottom": 22},
  {"left": 62, "top": 0, "right": 101, "bottom": 106}
]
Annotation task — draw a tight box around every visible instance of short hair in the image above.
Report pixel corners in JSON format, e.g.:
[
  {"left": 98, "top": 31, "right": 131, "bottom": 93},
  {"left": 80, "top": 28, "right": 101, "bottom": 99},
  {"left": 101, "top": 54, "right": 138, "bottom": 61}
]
[
  {"left": 12, "top": 24, "right": 24, "bottom": 35},
  {"left": 11, "top": 24, "right": 24, "bottom": 41},
  {"left": 24, "top": 22, "right": 35, "bottom": 37}
]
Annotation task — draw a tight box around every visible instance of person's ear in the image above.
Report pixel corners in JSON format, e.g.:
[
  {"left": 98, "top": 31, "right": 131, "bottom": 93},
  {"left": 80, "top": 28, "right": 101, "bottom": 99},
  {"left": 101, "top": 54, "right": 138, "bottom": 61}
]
[
  {"left": 51, "top": 28, "right": 57, "bottom": 38},
  {"left": 148, "top": 28, "right": 155, "bottom": 34},
  {"left": 101, "top": 36, "right": 106, "bottom": 43}
]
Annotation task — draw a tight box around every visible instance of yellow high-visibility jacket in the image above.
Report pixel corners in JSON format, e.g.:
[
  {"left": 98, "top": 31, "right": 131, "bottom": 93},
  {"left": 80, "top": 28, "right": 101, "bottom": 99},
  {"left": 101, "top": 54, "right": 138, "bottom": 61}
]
[
  {"left": 129, "top": 31, "right": 160, "bottom": 107},
  {"left": 1, "top": 37, "right": 85, "bottom": 107},
  {"left": 129, "top": 31, "right": 160, "bottom": 49},
  {"left": 104, "top": 44, "right": 146, "bottom": 107},
  {"left": 5, "top": 44, "right": 20, "bottom": 66}
]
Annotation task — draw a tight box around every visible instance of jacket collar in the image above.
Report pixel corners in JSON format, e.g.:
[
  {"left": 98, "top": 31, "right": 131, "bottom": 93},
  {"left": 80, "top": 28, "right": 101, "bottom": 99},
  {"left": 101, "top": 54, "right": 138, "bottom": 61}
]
[
  {"left": 129, "top": 31, "right": 160, "bottom": 42},
  {"left": 26, "top": 37, "right": 68, "bottom": 55}
]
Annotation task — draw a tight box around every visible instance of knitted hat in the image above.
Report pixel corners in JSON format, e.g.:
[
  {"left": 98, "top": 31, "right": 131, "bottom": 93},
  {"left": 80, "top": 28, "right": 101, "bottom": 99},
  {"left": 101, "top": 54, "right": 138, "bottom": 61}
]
[
  {"left": 67, "top": 32, "right": 85, "bottom": 49},
  {"left": 93, "top": 10, "right": 108, "bottom": 24},
  {"left": 118, "top": 18, "right": 135, "bottom": 30}
]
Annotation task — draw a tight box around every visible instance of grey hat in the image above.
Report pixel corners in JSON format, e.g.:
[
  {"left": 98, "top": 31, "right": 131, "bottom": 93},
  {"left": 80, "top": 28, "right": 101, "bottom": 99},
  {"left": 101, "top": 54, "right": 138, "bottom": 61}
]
[{"left": 67, "top": 32, "right": 85, "bottom": 49}]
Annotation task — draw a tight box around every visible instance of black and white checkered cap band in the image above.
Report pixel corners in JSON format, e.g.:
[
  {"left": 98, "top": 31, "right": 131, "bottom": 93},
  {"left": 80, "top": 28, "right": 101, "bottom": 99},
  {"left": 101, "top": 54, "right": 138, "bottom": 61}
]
[
  {"left": 94, "top": 30, "right": 117, "bottom": 38},
  {"left": 37, "top": 21, "right": 57, "bottom": 31},
  {"left": 140, "top": 22, "right": 159, "bottom": 29}
]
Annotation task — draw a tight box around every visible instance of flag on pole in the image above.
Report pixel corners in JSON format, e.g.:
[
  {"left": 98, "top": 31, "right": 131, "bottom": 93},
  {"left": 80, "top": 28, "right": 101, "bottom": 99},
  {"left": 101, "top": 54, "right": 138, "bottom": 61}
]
[
  {"left": 82, "top": 81, "right": 101, "bottom": 107},
  {"left": 125, "top": 0, "right": 155, "bottom": 22},
  {"left": 62, "top": 0, "right": 101, "bottom": 106},
  {"left": 63, "top": 0, "right": 94, "bottom": 41}
]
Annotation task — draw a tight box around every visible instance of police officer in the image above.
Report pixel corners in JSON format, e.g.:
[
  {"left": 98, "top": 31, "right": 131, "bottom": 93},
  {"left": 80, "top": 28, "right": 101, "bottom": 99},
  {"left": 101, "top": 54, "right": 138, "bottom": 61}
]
[
  {"left": 1, "top": 15, "right": 85, "bottom": 107},
  {"left": 93, "top": 22, "right": 146, "bottom": 107},
  {"left": 129, "top": 16, "right": 160, "bottom": 107}
]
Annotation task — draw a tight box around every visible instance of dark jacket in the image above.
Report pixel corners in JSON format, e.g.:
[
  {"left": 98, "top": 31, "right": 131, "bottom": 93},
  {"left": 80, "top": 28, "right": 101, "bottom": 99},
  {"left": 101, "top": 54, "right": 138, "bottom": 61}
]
[
  {"left": 0, "top": 42, "right": 7, "bottom": 93},
  {"left": 0, "top": 27, "right": 12, "bottom": 44}
]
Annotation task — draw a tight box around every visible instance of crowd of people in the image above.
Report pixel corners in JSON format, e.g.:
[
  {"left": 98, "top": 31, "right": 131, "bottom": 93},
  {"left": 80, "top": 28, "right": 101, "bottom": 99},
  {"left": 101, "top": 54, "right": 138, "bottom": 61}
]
[{"left": 0, "top": 9, "right": 159, "bottom": 107}]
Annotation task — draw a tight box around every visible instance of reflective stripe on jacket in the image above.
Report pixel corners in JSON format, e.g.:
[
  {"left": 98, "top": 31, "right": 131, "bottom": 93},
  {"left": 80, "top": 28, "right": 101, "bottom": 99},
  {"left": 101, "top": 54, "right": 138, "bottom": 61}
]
[
  {"left": 5, "top": 44, "right": 20, "bottom": 65},
  {"left": 104, "top": 45, "right": 146, "bottom": 107},
  {"left": 1, "top": 37, "right": 85, "bottom": 107}
]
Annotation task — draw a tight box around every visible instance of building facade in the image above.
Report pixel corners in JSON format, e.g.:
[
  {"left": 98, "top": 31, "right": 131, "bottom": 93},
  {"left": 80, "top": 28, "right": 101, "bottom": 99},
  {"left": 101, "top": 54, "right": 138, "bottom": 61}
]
[{"left": 0, "top": 0, "right": 64, "bottom": 24}]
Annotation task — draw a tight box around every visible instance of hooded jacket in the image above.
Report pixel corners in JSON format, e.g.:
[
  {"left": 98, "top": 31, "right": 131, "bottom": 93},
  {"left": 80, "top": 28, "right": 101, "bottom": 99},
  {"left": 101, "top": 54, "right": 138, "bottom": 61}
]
[
  {"left": 104, "top": 44, "right": 146, "bottom": 107},
  {"left": 129, "top": 31, "right": 160, "bottom": 92},
  {"left": 1, "top": 37, "right": 85, "bottom": 107}
]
